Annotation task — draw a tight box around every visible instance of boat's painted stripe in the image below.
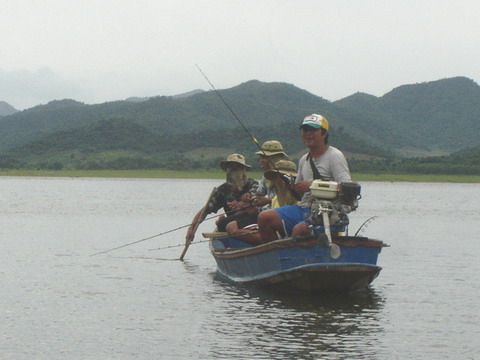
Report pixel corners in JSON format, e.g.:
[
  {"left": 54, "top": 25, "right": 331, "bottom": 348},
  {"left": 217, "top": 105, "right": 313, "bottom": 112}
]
[{"left": 216, "top": 262, "right": 381, "bottom": 283}]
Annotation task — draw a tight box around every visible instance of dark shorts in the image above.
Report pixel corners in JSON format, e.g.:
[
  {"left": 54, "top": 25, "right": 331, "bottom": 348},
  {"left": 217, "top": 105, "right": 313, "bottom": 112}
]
[
  {"left": 274, "top": 205, "right": 310, "bottom": 236},
  {"left": 217, "top": 211, "right": 259, "bottom": 232}
]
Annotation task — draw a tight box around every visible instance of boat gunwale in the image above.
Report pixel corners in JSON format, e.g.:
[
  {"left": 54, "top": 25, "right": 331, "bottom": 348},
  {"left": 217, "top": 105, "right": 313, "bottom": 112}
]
[{"left": 209, "top": 235, "right": 387, "bottom": 259}]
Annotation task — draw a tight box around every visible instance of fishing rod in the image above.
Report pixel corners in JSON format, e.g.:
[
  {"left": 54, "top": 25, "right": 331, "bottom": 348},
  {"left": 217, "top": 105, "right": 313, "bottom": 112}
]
[
  {"left": 149, "top": 230, "right": 259, "bottom": 251},
  {"left": 150, "top": 238, "right": 211, "bottom": 252},
  {"left": 195, "top": 64, "right": 300, "bottom": 200},
  {"left": 354, "top": 216, "right": 378, "bottom": 236},
  {"left": 90, "top": 203, "right": 253, "bottom": 256}
]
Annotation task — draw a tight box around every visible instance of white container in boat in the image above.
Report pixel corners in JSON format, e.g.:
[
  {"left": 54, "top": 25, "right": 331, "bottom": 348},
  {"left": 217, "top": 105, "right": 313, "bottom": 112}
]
[{"left": 310, "top": 180, "right": 339, "bottom": 199}]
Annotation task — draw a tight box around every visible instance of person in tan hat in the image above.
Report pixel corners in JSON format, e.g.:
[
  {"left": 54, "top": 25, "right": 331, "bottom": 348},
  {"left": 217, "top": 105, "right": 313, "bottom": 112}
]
[
  {"left": 185, "top": 154, "right": 258, "bottom": 244},
  {"left": 218, "top": 140, "right": 288, "bottom": 243},
  {"left": 253, "top": 140, "right": 289, "bottom": 209},
  {"left": 255, "top": 140, "right": 287, "bottom": 159},
  {"left": 263, "top": 159, "right": 299, "bottom": 208},
  {"left": 225, "top": 159, "right": 300, "bottom": 246},
  {"left": 257, "top": 114, "right": 351, "bottom": 243}
]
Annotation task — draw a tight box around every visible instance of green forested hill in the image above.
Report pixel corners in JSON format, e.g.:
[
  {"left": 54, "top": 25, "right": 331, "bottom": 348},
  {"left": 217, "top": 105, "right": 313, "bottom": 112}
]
[
  {"left": 5, "top": 117, "right": 389, "bottom": 170},
  {"left": 381, "top": 77, "right": 480, "bottom": 152},
  {"left": 1, "top": 77, "right": 478, "bottom": 154},
  {"left": 1, "top": 77, "right": 479, "bottom": 173},
  {"left": 3, "top": 116, "right": 477, "bottom": 174},
  {"left": 10, "top": 118, "right": 159, "bottom": 155},
  {"left": 334, "top": 77, "right": 480, "bottom": 154},
  {"left": 349, "top": 143, "right": 480, "bottom": 175},
  {"left": 0, "top": 80, "right": 334, "bottom": 152}
]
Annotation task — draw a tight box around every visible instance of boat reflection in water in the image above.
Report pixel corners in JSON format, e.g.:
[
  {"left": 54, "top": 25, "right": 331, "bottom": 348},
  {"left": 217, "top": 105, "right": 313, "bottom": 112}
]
[{"left": 206, "top": 273, "right": 386, "bottom": 359}]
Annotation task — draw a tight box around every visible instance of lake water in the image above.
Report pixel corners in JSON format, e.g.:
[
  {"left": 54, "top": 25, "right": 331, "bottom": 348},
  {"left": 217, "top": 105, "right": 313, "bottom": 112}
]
[{"left": 1, "top": 177, "right": 479, "bottom": 359}]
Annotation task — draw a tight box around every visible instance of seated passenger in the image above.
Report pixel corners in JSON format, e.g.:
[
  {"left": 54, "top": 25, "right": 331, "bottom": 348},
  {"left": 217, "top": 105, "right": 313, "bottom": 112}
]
[
  {"left": 255, "top": 140, "right": 289, "bottom": 210},
  {"left": 226, "top": 160, "right": 299, "bottom": 246},
  {"left": 263, "top": 160, "right": 300, "bottom": 208},
  {"left": 219, "top": 140, "right": 288, "bottom": 241},
  {"left": 185, "top": 154, "right": 258, "bottom": 245}
]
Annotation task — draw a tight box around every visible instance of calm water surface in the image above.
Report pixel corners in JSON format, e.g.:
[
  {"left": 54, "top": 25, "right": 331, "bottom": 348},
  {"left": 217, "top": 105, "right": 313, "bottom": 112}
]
[{"left": 1, "top": 177, "right": 479, "bottom": 359}]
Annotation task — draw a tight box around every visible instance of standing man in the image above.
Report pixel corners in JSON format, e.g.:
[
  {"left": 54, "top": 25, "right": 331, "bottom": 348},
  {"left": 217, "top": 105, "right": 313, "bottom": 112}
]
[{"left": 257, "top": 114, "right": 351, "bottom": 243}]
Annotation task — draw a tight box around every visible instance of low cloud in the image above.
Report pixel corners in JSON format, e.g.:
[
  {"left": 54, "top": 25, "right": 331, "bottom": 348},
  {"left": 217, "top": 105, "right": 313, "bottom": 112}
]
[
  {"left": 0, "top": 67, "right": 198, "bottom": 110},
  {"left": 0, "top": 67, "right": 84, "bottom": 110}
]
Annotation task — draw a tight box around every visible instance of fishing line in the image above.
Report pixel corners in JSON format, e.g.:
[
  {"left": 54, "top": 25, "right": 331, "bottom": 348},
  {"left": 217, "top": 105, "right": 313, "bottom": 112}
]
[
  {"left": 196, "top": 64, "right": 259, "bottom": 147},
  {"left": 195, "top": 64, "right": 300, "bottom": 199},
  {"left": 150, "top": 230, "right": 259, "bottom": 251},
  {"left": 90, "top": 204, "right": 252, "bottom": 256},
  {"left": 149, "top": 239, "right": 211, "bottom": 251},
  {"left": 95, "top": 67, "right": 297, "bottom": 258}
]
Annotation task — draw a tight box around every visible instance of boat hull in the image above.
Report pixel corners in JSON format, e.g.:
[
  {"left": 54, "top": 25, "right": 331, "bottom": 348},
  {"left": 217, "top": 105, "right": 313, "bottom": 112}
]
[{"left": 210, "top": 236, "right": 386, "bottom": 292}]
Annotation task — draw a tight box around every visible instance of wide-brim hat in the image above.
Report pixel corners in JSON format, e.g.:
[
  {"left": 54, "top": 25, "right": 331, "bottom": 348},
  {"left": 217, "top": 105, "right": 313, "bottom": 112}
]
[
  {"left": 264, "top": 159, "right": 297, "bottom": 180},
  {"left": 219, "top": 153, "right": 251, "bottom": 171},
  {"left": 299, "top": 114, "right": 329, "bottom": 131},
  {"left": 255, "top": 140, "right": 287, "bottom": 156}
]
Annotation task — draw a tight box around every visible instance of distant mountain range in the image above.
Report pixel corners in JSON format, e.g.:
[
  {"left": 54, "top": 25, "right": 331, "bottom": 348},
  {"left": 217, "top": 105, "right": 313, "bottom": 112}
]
[
  {"left": 334, "top": 77, "right": 480, "bottom": 156},
  {"left": 1, "top": 76, "right": 479, "bottom": 171},
  {"left": 125, "top": 89, "right": 205, "bottom": 102},
  {"left": 0, "top": 101, "right": 18, "bottom": 117}
]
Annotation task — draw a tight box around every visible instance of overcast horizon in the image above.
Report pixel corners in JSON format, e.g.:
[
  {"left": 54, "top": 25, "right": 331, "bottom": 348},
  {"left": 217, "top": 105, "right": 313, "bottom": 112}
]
[{"left": 1, "top": 0, "right": 479, "bottom": 110}]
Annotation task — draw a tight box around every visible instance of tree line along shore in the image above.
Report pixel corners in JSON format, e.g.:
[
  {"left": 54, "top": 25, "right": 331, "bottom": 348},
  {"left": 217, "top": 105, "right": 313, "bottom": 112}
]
[{"left": 0, "top": 169, "right": 479, "bottom": 183}]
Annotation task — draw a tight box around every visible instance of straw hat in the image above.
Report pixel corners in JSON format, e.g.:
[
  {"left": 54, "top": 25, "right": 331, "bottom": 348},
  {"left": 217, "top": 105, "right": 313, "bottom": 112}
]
[
  {"left": 264, "top": 159, "right": 297, "bottom": 180},
  {"left": 255, "top": 140, "right": 287, "bottom": 156},
  {"left": 219, "top": 153, "right": 251, "bottom": 171}
]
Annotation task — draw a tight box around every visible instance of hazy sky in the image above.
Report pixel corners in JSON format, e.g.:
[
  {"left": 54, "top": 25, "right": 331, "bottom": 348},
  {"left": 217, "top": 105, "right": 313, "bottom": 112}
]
[{"left": 1, "top": 0, "right": 479, "bottom": 109}]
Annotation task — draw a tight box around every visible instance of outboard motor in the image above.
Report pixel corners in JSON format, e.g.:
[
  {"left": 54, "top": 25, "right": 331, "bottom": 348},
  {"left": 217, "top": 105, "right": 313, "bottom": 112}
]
[
  {"left": 339, "top": 181, "right": 362, "bottom": 210},
  {"left": 307, "top": 180, "right": 362, "bottom": 246}
]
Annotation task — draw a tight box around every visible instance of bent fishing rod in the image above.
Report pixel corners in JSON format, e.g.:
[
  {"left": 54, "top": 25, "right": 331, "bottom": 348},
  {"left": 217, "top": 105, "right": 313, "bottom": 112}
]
[
  {"left": 354, "top": 216, "right": 378, "bottom": 236},
  {"left": 90, "top": 203, "right": 252, "bottom": 256},
  {"left": 195, "top": 64, "right": 300, "bottom": 200}
]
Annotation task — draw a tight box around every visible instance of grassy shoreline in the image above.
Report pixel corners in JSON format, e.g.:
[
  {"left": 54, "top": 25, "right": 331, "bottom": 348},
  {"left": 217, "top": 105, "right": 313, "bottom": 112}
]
[{"left": 0, "top": 169, "right": 479, "bottom": 183}]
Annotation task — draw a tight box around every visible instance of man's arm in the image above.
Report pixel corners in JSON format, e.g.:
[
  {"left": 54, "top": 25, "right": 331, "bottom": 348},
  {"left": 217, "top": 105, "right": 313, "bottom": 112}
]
[
  {"left": 331, "top": 150, "right": 351, "bottom": 183},
  {"left": 294, "top": 180, "right": 312, "bottom": 195},
  {"left": 294, "top": 154, "right": 311, "bottom": 195},
  {"left": 185, "top": 208, "right": 208, "bottom": 244}
]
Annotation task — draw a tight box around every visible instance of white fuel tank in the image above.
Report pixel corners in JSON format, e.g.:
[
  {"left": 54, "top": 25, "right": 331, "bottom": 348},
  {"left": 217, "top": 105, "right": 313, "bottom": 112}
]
[{"left": 310, "top": 180, "right": 339, "bottom": 199}]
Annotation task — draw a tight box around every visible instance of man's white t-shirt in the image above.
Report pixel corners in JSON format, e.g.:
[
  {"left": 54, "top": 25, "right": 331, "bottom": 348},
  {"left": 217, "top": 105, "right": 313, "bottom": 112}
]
[{"left": 296, "top": 146, "right": 351, "bottom": 206}]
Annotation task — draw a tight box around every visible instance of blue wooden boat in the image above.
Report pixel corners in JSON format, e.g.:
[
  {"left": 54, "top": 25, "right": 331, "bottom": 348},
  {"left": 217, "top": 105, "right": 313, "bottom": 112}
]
[{"left": 209, "top": 235, "right": 387, "bottom": 292}]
